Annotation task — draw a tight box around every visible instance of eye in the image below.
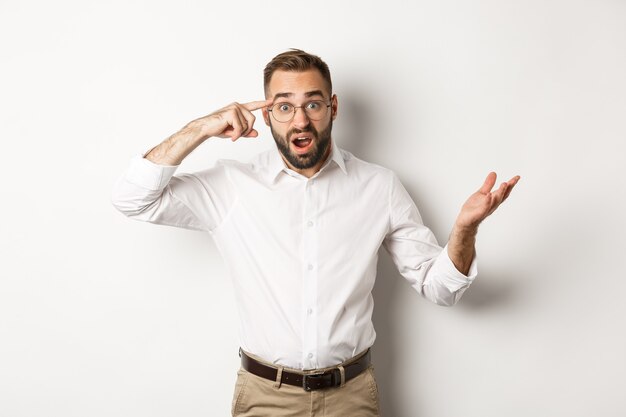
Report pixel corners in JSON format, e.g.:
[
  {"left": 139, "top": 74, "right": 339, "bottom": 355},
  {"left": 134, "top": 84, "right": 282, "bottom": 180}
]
[
  {"left": 306, "top": 101, "right": 321, "bottom": 110},
  {"left": 276, "top": 103, "right": 293, "bottom": 113}
]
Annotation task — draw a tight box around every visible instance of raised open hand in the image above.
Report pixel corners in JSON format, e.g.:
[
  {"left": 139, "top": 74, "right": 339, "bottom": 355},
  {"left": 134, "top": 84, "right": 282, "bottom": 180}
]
[{"left": 455, "top": 172, "right": 520, "bottom": 229}]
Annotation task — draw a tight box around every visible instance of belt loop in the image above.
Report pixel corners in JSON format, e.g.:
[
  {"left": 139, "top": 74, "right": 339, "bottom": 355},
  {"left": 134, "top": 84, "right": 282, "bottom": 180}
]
[
  {"left": 337, "top": 365, "right": 346, "bottom": 388},
  {"left": 274, "top": 366, "right": 284, "bottom": 389}
]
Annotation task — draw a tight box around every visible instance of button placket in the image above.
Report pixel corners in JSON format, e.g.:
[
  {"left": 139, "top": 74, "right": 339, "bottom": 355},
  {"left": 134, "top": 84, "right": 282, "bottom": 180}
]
[{"left": 301, "top": 178, "right": 318, "bottom": 369}]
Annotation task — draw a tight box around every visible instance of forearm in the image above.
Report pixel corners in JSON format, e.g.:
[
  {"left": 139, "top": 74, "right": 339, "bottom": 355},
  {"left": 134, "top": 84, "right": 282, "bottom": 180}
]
[
  {"left": 142, "top": 98, "right": 271, "bottom": 165},
  {"left": 447, "top": 222, "right": 477, "bottom": 276},
  {"left": 144, "top": 120, "right": 208, "bottom": 166}
]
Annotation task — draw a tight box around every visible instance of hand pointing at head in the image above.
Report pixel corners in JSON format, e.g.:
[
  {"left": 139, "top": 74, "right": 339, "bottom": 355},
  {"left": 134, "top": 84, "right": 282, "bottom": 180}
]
[
  {"left": 143, "top": 99, "right": 273, "bottom": 166},
  {"left": 191, "top": 99, "right": 274, "bottom": 142}
]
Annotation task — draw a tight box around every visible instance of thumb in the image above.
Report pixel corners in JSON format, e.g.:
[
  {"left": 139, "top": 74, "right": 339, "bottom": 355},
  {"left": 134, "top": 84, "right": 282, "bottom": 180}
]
[{"left": 479, "top": 172, "right": 497, "bottom": 194}]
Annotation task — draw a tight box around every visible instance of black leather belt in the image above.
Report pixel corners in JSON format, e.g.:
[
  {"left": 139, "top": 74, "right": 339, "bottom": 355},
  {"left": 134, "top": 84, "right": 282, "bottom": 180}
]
[{"left": 239, "top": 348, "right": 371, "bottom": 391}]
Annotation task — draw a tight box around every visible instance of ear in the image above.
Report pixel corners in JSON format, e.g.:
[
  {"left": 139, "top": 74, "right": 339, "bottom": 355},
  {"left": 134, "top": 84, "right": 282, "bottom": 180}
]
[
  {"left": 262, "top": 107, "right": 270, "bottom": 126},
  {"left": 331, "top": 94, "right": 338, "bottom": 121}
]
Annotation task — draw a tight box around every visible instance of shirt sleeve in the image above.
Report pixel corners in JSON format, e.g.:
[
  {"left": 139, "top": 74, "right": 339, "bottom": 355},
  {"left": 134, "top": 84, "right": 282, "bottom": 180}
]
[
  {"left": 382, "top": 172, "right": 477, "bottom": 306},
  {"left": 111, "top": 150, "right": 236, "bottom": 233}
]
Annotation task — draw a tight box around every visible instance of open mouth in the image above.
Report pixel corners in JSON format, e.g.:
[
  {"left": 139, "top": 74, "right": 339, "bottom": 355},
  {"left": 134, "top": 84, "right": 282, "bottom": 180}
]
[
  {"left": 293, "top": 138, "right": 312, "bottom": 148},
  {"left": 291, "top": 134, "right": 314, "bottom": 153}
]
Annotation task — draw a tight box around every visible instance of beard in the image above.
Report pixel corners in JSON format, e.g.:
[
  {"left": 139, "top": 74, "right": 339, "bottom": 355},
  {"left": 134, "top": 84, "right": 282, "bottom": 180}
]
[{"left": 270, "top": 119, "right": 333, "bottom": 170}]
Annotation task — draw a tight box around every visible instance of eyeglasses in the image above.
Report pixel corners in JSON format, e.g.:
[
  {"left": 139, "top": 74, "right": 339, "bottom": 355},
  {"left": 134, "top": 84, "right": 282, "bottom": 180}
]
[{"left": 268, "top": 100, "right": 331, "bottom": 123}]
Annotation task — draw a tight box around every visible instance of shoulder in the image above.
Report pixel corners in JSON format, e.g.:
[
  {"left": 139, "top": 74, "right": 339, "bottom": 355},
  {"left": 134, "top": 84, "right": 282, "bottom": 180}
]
[
  {"left": 340, "top": 147, "right": 396, "bottom": 184},
  {"left": 205, "top": 148, "right": 276, "bottom": 181}
]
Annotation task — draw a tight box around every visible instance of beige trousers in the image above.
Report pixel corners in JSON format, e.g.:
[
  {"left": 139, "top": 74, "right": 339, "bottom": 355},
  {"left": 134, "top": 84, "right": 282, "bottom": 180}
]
[{"left": 231, "top": 351, "right": 381, "bottom": 417}]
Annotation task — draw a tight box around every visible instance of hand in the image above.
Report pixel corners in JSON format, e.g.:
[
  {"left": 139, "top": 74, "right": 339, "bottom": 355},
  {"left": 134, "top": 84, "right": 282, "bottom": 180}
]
[
  {"left": 192, "top": 99, "right": 273, "bottom": 141},
  {"left": 455, "top": 172, "right": 520, "bottom": 229}
]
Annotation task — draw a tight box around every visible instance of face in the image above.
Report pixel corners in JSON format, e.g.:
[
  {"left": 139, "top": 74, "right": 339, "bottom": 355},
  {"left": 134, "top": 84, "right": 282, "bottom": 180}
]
[{"left": 263, "top": 69, "right": 338, "bottom": 173}]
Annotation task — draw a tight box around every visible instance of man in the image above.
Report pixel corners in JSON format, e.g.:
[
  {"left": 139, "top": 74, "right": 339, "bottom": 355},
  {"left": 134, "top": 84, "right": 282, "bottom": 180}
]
[{"left": 111, "top": 49, "right": 519, "bottom": 416}]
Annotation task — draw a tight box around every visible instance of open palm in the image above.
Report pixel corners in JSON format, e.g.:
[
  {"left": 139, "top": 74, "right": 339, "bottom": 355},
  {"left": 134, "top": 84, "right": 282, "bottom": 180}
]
[{"left": 456, "top": 172, "right": 520, "bottom": 229}]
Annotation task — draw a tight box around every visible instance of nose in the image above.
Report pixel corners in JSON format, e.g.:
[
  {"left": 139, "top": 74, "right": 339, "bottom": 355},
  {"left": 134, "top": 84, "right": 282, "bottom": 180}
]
[{"left": 292, "top": 106, "right": 311, "bottom": 129}]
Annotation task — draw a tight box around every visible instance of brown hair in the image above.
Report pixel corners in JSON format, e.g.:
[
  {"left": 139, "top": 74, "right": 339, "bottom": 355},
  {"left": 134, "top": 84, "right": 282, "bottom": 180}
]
[{"left": 263, "top": 49, "right": 332, "bottom": 97}]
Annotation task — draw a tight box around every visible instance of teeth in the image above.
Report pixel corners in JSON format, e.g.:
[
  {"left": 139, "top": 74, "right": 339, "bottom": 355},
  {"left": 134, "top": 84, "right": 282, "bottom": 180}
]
[{"left": 293, "top": 137, "right": 312, "bottom": 148}]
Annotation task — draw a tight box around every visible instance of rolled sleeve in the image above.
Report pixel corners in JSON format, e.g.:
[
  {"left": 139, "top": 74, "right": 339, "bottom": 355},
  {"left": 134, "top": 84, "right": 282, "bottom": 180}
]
[
  {"left": 416, "top": 246, "right": 478, "bottom": 307},
  {"left": 429, "top": 243, "right": 478, "bottom": 293},
  {"left": 124, "top": 153, "right": 179, "bottom": 190}
]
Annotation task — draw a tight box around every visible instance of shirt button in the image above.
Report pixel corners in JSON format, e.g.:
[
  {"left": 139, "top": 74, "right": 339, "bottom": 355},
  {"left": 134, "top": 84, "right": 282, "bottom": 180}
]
[
  {"left": 307, "top": 353, "right": 314, "bottom": 359},
  {"left": 307, "top": 220, "right": 314, "bottom": 227},
  {"left": 307, "top": 308, "right": 313, "bottom": 315},
  {"left": 307, "top": 264, "right": 314, "bottom": 271}
]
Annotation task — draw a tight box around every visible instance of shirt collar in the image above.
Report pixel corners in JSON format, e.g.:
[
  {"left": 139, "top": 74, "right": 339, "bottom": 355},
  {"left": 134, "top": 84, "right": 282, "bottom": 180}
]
[{"left": 267, "top": 139, "right": 347, "bottom": 183}]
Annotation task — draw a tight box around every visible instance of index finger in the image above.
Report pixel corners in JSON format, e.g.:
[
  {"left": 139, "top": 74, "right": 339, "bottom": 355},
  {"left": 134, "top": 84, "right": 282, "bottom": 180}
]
[{"left": 243, "top": 99, "right": 273, "bottom": 111}]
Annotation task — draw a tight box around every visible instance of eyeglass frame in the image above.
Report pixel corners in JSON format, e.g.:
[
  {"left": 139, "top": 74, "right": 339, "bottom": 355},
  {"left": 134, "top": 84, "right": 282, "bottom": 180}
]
[{"left": 267, "top": 99, "right": 333, "bottom": 123}]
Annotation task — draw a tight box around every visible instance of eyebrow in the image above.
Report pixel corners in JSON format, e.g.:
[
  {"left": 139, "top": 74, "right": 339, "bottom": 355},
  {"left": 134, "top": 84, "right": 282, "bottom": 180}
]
[{"left": 273, "top": 90, "right": 326, "bottom": 101}]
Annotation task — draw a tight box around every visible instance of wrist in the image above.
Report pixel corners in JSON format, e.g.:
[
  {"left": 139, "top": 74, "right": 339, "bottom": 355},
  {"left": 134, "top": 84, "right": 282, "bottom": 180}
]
[
  {"left": 453, "top": 220, "right": 479, "bottom": 237},
  {"left": 185, "top": 120, "right": 212, "bottom": 143}
]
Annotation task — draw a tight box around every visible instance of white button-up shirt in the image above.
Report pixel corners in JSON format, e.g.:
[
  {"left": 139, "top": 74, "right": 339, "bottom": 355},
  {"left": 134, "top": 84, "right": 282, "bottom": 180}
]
[{"left": 111, "top": 140, "right": 477, "bottom": 370}]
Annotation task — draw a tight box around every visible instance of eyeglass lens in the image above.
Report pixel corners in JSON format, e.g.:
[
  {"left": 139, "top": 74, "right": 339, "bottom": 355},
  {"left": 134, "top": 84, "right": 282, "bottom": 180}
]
[{"left": 271, "top": 101, "right": 328, "bottom": 122}]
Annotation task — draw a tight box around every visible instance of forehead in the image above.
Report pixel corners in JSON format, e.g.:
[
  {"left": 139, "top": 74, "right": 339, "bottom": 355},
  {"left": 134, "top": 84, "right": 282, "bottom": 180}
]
[{"left": 267, "top": 69, "right": 329, "bottom": 99}]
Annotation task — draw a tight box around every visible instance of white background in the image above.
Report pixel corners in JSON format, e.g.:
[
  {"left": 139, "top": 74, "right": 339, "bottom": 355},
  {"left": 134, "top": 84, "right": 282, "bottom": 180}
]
[{"left": 1, "top": 1, "right": 625, "bottom": 416}]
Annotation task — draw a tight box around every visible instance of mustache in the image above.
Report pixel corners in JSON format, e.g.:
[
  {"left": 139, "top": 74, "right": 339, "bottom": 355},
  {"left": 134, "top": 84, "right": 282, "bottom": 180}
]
[{"left": 288, "top": 126, "right": 317, "bottom": 139}]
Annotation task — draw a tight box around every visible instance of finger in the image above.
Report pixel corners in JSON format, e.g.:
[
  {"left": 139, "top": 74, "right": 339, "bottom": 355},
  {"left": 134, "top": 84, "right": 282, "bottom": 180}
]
[
  {"left": 486, "top": 182, "right": 508, "bottom": 215},
  {"left": 231, "top": 108, "right": 248, "bottom": 139},
  {"left": 495, "top": 182, "right": 508, "bottom": 203},
  {"left": 233, "top": 103, "right": 248, "bottom": 136},
  {"left": 241, "top": 121, "right": 256, "bottom": 137},
  {"left": 489, "top": 181, "right": 507, "bottom": 201},
  {"left": 227, "top": 113, "right": 245, "bottom": 141},
  {"left": 502, "top": 176, "right": 520, "bottom": 200},
  {"left": 243, "top": 129, "right": 259, "bottom": 138},
  {"left": 479, "top": 172, "right": 497, "bottom": 194},
  {"left": 212, "top": 112, "right": 234, "bottom": 139},
  {"left": 505, "top": 175, "right": 521, "bottom": 187},
  {"left": 503, "top": 185, "right": 514, "bottom": 201},
  {"left": 237, "top": 104, "right": 257, "bottom": 137},
  {"left": 243, "top": 99, "right": 273, "bottom": 112}
]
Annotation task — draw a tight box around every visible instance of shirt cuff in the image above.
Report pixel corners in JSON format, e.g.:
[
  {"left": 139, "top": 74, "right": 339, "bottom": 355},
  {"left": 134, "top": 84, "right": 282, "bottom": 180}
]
[
  {"left": 432, "top": 244, "right": 478, "bottom": 293},
  {"left": 124, "top": 149, "right": 180, "bottom": 190}
]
